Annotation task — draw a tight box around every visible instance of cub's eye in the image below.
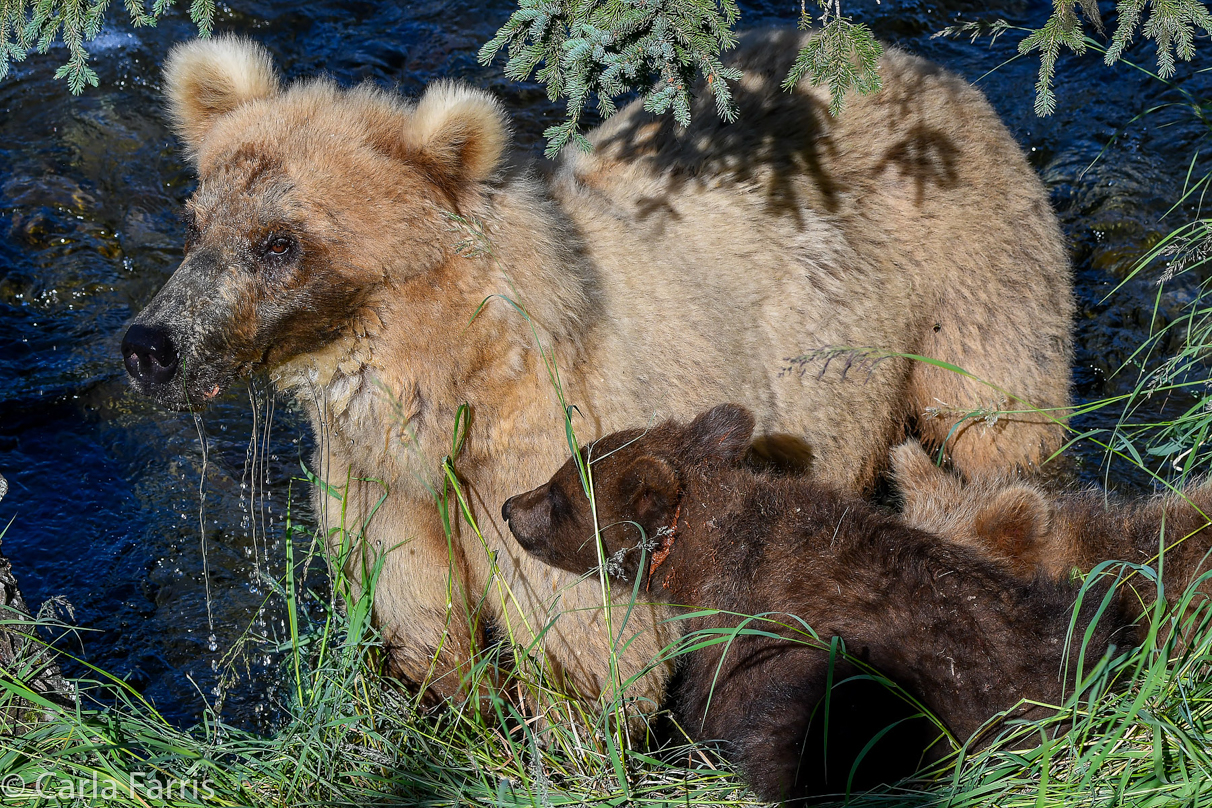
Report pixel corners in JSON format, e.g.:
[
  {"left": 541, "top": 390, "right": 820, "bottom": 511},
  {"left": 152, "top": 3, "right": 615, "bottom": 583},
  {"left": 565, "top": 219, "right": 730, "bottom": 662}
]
[{"left": 259, "top": 234, "right": 298, "bottom": 264}]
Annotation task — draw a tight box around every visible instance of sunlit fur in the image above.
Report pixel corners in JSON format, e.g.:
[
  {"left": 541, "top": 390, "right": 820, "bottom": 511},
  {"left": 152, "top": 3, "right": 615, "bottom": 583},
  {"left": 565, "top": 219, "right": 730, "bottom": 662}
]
[
  {"left": 163, "top": 36, "right": 280, "bottom": 153},
  {"left": 131, "top": 31, "right": 1073, "bottom": 711}
]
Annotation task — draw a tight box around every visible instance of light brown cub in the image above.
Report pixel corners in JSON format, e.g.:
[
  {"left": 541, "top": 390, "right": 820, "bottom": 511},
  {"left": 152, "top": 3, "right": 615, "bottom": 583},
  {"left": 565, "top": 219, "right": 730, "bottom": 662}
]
[{"left": 891, "top": 439, "right": 1212, "bottom": 647}]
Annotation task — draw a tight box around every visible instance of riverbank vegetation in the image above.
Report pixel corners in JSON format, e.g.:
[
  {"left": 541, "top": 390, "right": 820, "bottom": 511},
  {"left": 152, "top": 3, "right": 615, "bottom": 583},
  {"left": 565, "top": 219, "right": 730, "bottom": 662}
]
[{"left": 1, "top": 474, "right": 1212, "bottom": 806}]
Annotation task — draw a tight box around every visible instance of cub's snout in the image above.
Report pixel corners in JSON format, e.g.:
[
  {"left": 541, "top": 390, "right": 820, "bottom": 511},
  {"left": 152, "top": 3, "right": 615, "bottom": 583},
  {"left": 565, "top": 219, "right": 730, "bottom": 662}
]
[
  {"left": 502, "top": 471, "right": 607, "bottom": 577},
  {"left": 501, "top": 488, "right": 552, "bottom": 556}
]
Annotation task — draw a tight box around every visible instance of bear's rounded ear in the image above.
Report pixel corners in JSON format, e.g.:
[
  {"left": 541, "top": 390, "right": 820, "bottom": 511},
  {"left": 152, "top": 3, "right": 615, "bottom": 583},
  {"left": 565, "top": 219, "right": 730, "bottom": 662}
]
[
  {"left": 403, "top": 81, "right": 510, "bottom": 198},
  {"left": 163, "top": 36, "right": 280, "bottom": 154},
  {"left": 621, "top": 455, "right": 680, "bottom": 531},
  {"left": 685, "top": 404, "right": 755, "bottom": 465},
  {"left": 973, "top": 485, "right": 1051, "bottom": 561}
]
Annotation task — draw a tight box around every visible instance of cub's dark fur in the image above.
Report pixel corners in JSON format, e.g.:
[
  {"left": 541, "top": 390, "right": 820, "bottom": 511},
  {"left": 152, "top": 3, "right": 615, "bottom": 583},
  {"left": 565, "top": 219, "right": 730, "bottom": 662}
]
[{"left": 503, "top": 405, "right": 1137, "bottom": 802}]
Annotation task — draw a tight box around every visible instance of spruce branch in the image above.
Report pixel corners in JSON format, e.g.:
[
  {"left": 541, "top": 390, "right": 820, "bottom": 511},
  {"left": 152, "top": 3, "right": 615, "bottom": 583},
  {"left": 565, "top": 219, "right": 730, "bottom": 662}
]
[
  {"left": 1021, "top": 0, "right": 1212, "bottom": 116},
  {"left": 1017, "top": 2, "right": 1091, "bottom": 116},
  {"left": 0, "top": 0, "right": 215, "bottom": 91},
  {"left": 783, "top": 4, "right": 882, "bottom": 117},
  {"left": 483, "top": 0, "right": 882, "bottom": 155}
]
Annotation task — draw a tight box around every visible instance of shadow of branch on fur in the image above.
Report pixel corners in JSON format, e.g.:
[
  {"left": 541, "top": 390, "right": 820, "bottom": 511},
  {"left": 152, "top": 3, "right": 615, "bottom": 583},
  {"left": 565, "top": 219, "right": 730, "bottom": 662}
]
[{"left": 587, "top": 30, "right": 964, "bottom": 229}]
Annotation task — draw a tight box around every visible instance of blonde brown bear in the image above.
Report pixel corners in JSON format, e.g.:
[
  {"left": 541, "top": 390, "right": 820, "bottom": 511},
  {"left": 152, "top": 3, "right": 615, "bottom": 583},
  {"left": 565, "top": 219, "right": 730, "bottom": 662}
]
[{"left": 122, "top": 31, "right": 1072, "bottom": 711}]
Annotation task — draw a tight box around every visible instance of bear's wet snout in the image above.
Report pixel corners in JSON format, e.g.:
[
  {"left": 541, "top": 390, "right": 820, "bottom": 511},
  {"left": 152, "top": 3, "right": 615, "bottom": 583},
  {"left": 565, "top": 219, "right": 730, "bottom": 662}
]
[
  {"left": 122, "top": 324, "right": 180, "bottom": 387},
  {"left": 501, "top": 496, "right": 515, "bottom": 523}
]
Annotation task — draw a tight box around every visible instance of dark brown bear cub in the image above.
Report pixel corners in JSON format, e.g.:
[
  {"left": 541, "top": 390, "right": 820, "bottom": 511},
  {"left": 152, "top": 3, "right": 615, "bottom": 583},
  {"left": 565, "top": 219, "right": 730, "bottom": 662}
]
[{"left": 503, "top": 405, "right": 1137, "bottom": 802}]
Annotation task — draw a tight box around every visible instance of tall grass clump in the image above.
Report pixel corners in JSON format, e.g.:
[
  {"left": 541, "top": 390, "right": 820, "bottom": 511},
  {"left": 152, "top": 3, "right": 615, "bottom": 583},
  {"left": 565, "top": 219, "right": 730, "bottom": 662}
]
[{"left": 1103, "top": 210, "right": 1212, "bottom": 487}]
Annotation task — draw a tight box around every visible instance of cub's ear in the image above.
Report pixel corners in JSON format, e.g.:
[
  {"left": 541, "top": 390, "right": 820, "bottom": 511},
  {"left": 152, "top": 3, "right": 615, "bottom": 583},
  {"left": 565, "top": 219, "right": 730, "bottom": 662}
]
[
  {"left": 620, "top": 455, "right": 680, "bottom": 533},
  {"left": 973, "top": 485, "right": 1051, "bottom": 570},
  {"left": 402, "top": 81, "right": 510, "bottom": 200},
  {"left": 163, "top": 36, "right": 280, "bottom": 153},
  {"left": 685, "top": 404, "right": 755, "bottom": 465}
]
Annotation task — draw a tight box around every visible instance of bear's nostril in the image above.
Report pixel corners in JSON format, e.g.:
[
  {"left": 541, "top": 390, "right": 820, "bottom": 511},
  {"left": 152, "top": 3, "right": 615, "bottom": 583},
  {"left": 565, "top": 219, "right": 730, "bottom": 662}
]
[
  {"left": 122, "top": 324, "right": 180, "bottom": 387},
  {"left": 501, "top": 497, "right": 514, "bottom": 523}
]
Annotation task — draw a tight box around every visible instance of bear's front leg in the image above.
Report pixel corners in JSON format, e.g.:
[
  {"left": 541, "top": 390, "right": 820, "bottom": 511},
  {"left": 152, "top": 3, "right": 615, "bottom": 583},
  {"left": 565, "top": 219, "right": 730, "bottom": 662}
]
[
  {"left": 313, "top": 470, "right": 499, "bottom": 708},
  {"left": 675, "top": 639, "right": 828, "bottom": 801}
]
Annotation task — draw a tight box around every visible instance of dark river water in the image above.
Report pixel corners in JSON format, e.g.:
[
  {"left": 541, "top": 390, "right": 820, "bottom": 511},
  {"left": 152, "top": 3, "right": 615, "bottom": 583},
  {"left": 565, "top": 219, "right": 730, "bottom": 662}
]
[{"left": 0, "top": 0, "right": 1208, "bottom": 729}]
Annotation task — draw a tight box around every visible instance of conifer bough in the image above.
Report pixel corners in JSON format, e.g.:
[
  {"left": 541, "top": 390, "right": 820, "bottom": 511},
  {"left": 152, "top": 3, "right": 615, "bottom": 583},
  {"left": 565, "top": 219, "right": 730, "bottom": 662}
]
[
  {"left": 479, "top": 0, "right": 883, "bottom": 156},
  {"left": 1, "top": 0, "right": 1210, "bottom": 154},
  {"left": 480, "top": 0, "right": 1212, "bottom": 154},
  {"left": 0, "top": 0, "right": 213, "bottom": 92},
  {"left": 1014, "top": 0, "right": 1212, "bottom": 117}
]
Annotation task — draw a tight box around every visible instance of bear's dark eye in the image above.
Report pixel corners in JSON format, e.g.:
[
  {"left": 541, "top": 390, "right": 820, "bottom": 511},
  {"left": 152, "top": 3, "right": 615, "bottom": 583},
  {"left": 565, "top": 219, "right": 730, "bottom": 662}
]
[{"left": 259, "top": 234, "right": 298, "bottom": 265}]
